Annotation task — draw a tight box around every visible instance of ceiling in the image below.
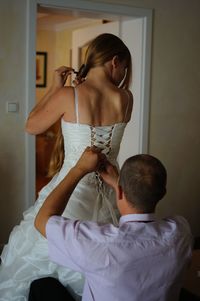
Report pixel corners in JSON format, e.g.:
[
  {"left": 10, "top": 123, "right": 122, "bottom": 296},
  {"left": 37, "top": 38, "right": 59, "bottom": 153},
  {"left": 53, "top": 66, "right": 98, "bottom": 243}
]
[{"left": 37, "top": 6, "right": 109, "bottom": 31}]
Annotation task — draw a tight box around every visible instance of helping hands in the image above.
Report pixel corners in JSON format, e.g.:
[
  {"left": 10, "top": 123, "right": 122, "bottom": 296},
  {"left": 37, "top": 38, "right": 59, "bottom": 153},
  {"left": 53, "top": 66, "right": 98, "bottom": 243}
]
[
  {"left": 75, "top": 146, "right": 119, "bottom": 189},
  {"left": 99, "top": 162, "right": 119, "bottom": 190},
  {"left": 75, "top": 146, "right": 105, "bottom": 174}
]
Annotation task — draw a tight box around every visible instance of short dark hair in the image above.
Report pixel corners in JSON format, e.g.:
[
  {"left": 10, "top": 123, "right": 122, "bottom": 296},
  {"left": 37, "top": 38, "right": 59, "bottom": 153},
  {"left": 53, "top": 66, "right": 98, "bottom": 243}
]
[{"left": 119, "top": 154, "right": 167, "bottom": 212}]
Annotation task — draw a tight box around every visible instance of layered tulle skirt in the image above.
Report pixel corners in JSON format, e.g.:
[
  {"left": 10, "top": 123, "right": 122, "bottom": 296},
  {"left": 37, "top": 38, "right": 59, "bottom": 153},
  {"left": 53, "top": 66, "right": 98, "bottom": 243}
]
[{"left": 0, "top": 169, "right": 118, "bottom": 300}]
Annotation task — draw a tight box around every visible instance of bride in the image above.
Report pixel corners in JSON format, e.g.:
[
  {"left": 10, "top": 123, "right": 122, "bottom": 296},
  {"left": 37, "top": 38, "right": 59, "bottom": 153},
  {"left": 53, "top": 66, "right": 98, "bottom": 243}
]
[{"left": 0, "top": 33, "right": 133, "bottom": 300}]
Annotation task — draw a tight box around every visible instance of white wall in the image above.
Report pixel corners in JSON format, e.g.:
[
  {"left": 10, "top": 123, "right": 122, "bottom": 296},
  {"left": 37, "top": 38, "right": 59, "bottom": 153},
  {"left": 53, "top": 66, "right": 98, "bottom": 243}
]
[{"left": 0, "top": 0, "right": 199, "bottom": 248}]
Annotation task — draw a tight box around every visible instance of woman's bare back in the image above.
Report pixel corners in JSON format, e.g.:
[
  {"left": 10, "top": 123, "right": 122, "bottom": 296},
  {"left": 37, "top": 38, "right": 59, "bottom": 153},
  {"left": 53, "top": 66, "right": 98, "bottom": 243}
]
[{"left": 62, "top": 81, "right": 133, "bottom": 127}]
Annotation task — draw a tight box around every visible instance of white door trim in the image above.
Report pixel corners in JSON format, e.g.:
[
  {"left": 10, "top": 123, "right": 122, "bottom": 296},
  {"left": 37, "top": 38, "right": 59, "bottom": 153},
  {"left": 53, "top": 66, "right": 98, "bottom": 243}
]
[{"left": 25, "top": 0, "right": 152, "bottom": 206}]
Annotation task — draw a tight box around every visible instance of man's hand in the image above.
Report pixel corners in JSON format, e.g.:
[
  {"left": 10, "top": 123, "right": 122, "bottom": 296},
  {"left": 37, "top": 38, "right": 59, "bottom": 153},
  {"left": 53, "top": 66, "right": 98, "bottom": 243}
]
[
  {"left": 75, "top": 146, "right": 105, "bottom": 175},
  {"left": 99, "top": 161, "right": 119, "bottom": 190}
]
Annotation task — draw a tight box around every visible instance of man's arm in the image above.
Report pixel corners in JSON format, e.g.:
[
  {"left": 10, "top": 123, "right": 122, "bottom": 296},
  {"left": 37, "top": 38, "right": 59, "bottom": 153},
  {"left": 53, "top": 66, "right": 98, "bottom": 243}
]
[{"left": 35, "top": 146, "right": 102, "bottom": 237}]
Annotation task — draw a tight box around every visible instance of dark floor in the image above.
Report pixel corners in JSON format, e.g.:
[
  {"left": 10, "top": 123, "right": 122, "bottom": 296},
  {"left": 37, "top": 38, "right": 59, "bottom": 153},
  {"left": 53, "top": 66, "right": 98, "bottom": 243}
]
[{"left": 179, "top": 288, "right": 200, "bottom": 301}]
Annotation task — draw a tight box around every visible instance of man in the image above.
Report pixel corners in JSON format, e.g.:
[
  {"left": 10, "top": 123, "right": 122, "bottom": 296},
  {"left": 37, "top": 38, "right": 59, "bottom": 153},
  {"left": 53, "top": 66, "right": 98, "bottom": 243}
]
[{"left": 30, "top": 147, "right": 192, "bottom": 301}]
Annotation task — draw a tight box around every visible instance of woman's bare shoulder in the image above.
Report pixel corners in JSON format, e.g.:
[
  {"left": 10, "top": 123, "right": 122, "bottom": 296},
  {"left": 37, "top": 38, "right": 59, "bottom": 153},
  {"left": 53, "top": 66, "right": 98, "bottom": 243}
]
[
  {"left": 119, "top": 89, "right": 133, "bottom": 122},
  {"left": 114, "top": 88, "right": 133, "bottom": 106},
  {"left": 53, "top": 86, "right": 75, "bottom": 111},
  {"left": 56, "top": 86, "right": 74, "bottom": 100}
]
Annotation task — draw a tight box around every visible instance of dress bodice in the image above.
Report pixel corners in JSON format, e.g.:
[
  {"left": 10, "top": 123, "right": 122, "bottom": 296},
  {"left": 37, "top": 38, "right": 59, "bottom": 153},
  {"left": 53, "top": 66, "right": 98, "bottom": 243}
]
[
  {"left": 56, "top": 88, "right": 128, "bottom": 225},
  {"left": 60, "top": 120, "right": 127, "bottom": 226},
  {"left": 61, "top": 119, "right": 127, "bottom": 169},
  {"left": 61, "top": 87, "right": 128, "bottom": 169}
]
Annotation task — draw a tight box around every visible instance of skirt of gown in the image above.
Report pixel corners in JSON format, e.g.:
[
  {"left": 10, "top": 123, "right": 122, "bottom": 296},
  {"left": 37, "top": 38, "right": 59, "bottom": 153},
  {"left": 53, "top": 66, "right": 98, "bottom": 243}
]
[{"left": 0, "top": 168, "right": 119, "bottom": 301}]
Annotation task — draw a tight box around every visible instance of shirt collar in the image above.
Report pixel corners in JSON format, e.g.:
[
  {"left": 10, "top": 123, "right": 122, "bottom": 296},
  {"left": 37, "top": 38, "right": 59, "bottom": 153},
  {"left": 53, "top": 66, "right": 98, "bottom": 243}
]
[{"left": 119, "top": 213, "right": 156, "bottom": 226}]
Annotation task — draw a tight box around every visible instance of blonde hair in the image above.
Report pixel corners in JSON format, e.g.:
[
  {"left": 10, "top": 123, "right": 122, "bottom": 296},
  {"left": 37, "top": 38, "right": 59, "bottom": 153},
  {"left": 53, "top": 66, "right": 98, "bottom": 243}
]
[
  {"left": 48, "top": 33, "right": 132, "bottom": 177},
  {"left": 47, "top": 123, "right": 64, "bottom": 178},
  {"left": 77, "top": 33, "right": 132, "bottom": 88}
]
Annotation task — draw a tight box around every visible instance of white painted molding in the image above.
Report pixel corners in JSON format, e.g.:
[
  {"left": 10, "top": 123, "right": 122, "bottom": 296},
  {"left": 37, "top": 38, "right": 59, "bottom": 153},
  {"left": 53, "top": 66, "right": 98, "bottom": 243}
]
[
  {"left": 38, "top": 0, "right": 152, "bottom": 19},
  {"left": 26, "top": 0, "right": 152, "bottom": 207},
  {"left": 25, "top": 0, "right": 37, "bottom": 207},
  {"left": 140, "top": 15, "right": 152, "bottom": 153}
]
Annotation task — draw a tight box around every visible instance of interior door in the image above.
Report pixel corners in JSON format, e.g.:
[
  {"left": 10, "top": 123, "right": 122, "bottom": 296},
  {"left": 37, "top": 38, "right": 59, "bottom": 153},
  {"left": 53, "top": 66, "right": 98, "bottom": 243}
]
[
  {"left": 118, "top": 18, "right": 145, "bottom": 165},
  {"left": 72, "top": 19, "right": 144, "bottom": 166}
]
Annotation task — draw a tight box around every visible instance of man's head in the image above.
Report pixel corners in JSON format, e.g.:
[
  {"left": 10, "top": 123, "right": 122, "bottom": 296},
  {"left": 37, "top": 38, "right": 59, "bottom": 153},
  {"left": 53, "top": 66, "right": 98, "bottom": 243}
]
[{"left": 118, "top": 154, "right": 167, "bottom": 213}]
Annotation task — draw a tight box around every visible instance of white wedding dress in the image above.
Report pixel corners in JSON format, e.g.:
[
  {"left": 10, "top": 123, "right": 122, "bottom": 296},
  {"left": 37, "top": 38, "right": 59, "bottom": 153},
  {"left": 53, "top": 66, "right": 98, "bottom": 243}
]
[{"left": 0, "top": 89, "right": 128, "bottom": 300}]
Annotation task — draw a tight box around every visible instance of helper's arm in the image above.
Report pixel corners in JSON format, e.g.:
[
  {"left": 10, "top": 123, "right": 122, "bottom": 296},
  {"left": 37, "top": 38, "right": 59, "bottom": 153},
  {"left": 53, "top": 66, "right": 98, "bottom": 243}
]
[{"left": 35, "top": 146, "right": 103, "bottom": 237}]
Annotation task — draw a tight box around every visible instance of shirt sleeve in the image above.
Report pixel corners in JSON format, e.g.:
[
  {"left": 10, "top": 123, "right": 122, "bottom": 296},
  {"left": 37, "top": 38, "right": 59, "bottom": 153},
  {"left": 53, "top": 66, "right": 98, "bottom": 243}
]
[{"left": 46, "top": 215, "right": 86, "bottom": 272}]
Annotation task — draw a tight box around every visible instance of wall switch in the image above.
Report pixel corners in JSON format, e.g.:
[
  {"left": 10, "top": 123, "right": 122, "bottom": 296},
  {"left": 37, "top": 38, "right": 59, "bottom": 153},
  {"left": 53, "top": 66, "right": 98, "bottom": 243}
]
[{"left": 7, "top": 102, "right": 19, "bottom": 113}]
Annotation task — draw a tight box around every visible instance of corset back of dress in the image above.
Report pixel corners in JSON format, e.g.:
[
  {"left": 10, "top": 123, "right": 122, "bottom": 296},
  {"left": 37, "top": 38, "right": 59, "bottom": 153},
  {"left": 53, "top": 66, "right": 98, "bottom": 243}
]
[
  {"left": 58, "top": 120, "right": 127, "bottom": 225},
  {"left": 61, "top": 120, "right": 126, "bottom": 169}
]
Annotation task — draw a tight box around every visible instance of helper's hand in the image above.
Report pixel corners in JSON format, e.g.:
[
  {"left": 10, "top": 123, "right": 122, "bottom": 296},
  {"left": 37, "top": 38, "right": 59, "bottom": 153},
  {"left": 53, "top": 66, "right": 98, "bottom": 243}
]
[
  {"left": 75, "top": 146, "right": 105, "bottom": 175},
  {"left": 99, "top": 161, "right": 119, "bottom": 190},
  {"left": 51, "top": 66, "right": 74, "bottom": 91}
]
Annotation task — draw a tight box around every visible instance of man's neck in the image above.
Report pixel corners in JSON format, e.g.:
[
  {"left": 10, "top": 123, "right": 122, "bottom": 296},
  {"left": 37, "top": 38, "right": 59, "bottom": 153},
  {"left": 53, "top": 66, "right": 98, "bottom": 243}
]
[
  {"left": 118, "top": 198, "right": 154, "bottom": 216},
  {"left": 120, "top": 208, "right": 144, "bottom": 215}
]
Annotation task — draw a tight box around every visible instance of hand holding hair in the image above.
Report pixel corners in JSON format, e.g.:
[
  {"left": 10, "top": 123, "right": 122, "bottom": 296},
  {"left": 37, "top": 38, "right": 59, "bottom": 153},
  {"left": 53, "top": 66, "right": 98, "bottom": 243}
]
[
  {"left": 51, "top": 66, "right": 74, "bottom": 91},
  {"left": 72, "top": 64, "right": 88, "bottom": 86}
]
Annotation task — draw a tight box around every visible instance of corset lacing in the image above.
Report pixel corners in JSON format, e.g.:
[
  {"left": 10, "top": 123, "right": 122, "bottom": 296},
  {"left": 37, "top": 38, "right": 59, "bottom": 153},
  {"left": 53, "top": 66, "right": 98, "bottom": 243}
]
[{"left": 90, "top": 125, "right": 118, "bottom": 226}]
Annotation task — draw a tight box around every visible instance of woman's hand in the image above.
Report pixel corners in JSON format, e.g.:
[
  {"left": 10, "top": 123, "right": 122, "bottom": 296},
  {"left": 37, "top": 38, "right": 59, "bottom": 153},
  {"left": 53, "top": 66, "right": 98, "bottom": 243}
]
[{"left": 51, "top": 66, "right": 74, "bottom": 91}]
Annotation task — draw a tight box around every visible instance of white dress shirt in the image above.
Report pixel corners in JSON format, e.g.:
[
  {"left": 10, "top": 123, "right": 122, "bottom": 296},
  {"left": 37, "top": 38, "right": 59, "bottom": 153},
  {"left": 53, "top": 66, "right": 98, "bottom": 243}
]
[{"left": 46, "top": 213, "right": 192, "bottom": 301}]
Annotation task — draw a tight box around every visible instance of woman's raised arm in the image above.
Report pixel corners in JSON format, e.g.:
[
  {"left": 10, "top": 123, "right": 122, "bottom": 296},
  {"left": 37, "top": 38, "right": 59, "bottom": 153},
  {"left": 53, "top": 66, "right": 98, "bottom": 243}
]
[{"left": 25, "top": 66, "right": 73, "bottom": 135}]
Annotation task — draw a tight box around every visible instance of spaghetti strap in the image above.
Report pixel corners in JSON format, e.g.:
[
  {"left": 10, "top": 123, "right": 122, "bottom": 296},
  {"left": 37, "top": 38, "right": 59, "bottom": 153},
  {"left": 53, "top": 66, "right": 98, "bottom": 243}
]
[
  {"left": 74, "top": 88, "right": 79, "bottom": 124},
  {"left": 123, "top": 90, "right": 130, "bottom": 122}
]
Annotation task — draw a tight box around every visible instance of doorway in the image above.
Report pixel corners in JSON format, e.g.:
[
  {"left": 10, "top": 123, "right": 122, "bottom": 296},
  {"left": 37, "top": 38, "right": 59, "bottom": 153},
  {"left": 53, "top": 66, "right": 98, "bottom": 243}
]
[
  {"left": 25, "top": 0, "right": 152, "bottom": 206},
  {"left": 35, "top": 10, "right": 119, "bottom": 195}
]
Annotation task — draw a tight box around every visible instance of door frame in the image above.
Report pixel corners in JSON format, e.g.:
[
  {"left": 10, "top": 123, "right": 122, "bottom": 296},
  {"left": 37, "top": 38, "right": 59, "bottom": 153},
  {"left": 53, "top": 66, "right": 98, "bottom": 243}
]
[{"left": 25, "top": 0, "right": 152, "bottom": 206}]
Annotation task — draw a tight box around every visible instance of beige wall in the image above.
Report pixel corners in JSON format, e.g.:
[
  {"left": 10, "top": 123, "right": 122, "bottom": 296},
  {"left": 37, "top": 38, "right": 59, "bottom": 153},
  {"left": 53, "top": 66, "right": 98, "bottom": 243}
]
[
  {"left": 54, "top": 29, "right": 72, "bottom": 69},
  {"left": 36, "top": 30, "right": 56, "bottom": 101},
  {"left": 0, "top": 0, "right": 27, "bottom": 246},
  {"left": 0, "top": 0, "right": 199, "bottom": 248},
  {"left": 36, "top": 29, "right": 72, "bottom": 101}
]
